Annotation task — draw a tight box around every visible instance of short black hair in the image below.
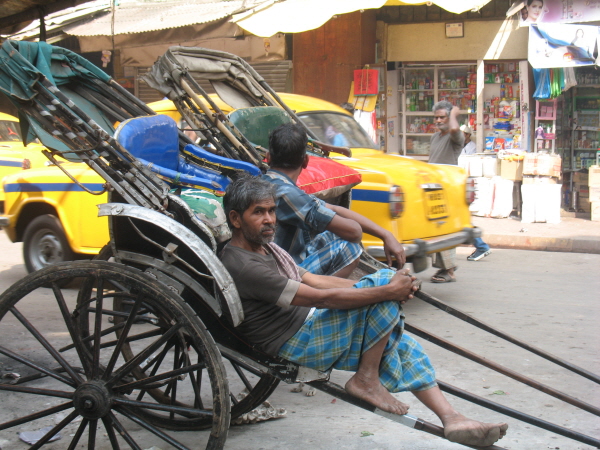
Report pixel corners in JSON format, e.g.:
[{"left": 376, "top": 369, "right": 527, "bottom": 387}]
[
  {"left": 268, "top": 123, "right": 308, "bottom": 170},
  {"left": 223, "top": 174, "right": 276, "bottom": 227}
]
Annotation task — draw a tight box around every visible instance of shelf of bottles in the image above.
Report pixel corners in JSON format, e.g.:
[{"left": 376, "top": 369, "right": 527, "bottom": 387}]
[
  {"left": 572, "top": 110, "right": 599, "bottom": 170},
  {"left": 482, "top": 62, "right": 522, "bottom": 151},
  {"left": 438, "top": 65, "right": 477, "bottom": 115},
  {"left": 401, "top": 65, "right": 476, "bottom": 156}
]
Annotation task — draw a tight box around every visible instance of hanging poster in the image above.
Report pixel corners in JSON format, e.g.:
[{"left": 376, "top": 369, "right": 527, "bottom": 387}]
[
  {"left": 519, "top": 0, "right": 600, "bottom": 26},
  {"left": 528, "top": 24, "right": 598, "bottom": 68}
]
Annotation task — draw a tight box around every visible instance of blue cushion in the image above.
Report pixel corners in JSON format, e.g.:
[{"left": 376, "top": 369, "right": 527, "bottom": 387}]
[{"left": 115, "top": 115, "right": 180, "bottom": 172}]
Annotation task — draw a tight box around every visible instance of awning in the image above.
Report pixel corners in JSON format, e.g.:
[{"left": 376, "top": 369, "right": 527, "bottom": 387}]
[
  {"left": 66, "top": 0, "right": 249, "bottom": 36},
  {"left": 232, "top": 0, "right": 387, "bottom": 37},
  {"left": 385, "top": 0, "right": 492, "bottom": 14},
  {"left": 232, "top": 0, "right": 494, "bottom": 37}
]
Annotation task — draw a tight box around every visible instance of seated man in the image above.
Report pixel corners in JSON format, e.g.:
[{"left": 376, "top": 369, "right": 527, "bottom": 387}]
[
  {"left": 263, "top": 123, "right": 405, "bottom": 278},
  {"left": 220, "top": 175, "right": 508, "bottom": 447}
]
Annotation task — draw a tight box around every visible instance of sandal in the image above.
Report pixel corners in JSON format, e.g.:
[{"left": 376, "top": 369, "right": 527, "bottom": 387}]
[{"left": 431, "top": 269, "right": 456, "bottom": 283}]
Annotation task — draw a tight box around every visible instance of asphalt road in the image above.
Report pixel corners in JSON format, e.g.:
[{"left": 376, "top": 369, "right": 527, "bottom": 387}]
[{"left": 0, "top": 230, "right": 599, "bottom": 450}]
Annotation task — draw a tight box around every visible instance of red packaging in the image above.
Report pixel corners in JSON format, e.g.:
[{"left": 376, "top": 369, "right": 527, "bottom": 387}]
[{"left": 353, "top": 69, "right": 378, "bottom": 96}]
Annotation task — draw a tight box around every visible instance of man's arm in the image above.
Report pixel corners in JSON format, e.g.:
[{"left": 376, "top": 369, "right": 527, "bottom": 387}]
[
  {"left": 301, "top": 271, "right": 357, "bottom": 289},
  {"left": 448, "top": 106, "right": 464, "bottom": 135},
  {"left": 327, "top": 204, "right": 406, "bottom": 267},
  {"left": 290, "top": 270, "right": 418, "bottom": 309}
]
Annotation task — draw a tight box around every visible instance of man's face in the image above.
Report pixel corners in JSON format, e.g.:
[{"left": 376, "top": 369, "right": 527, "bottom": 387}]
[
  {"left": 238, "top": 198, "right": 277, "bottom": 246},
  {"left": 434, "top": 109, "right": 449, "bottom": 132}
]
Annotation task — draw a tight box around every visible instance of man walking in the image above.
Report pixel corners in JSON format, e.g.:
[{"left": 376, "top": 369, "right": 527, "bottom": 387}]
[
  {"left": 459, "top": 125, "right": 492, "bottom": 261},
  {"left": 428, "top": 101, "right": 463, "bottom": 282}
]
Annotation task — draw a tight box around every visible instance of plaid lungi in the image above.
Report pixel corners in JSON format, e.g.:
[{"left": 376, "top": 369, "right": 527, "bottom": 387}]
[
  {"left": 299, "top": 230, "right": 362, "bottom": 276},
  {"left": 278, "top": 269, "right": 437, "bottom": 393}
]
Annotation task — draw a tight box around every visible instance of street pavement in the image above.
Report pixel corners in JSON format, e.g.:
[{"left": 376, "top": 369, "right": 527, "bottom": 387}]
[{"left": 472, "top": 214, "right": 600, "bottom": 254}]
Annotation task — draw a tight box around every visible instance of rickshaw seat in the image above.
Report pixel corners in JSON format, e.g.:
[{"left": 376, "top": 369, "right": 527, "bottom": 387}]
[
  {"left": 229, "top": 106, "right": 292, "bottom": 149},
  {"left": 115, "top": 115, "right": 232, "bottom": 194},
  {"left": 115, "top": 115, "right": 180, "bottom": 172}
]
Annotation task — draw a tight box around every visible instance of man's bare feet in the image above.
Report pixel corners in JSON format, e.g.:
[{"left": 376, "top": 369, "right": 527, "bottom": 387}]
[
  {"left": 442, "top": 413, "right": 508, "bottom": 446},
  {"left": 345, "top": 373, "right": 410, "bottom": 415}
]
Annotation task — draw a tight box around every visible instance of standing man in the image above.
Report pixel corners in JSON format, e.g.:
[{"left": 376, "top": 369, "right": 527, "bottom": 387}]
[
  {"left": 459, "top": 125, "right": 477, "bottom": 156},
  {"left": 428, "top": 101, "right": 463, "bottom": 283},
  {"left": 459, "top": 125, "right": 492, "bottom": 261},
  {"left": 220, "top": 175, "right": 509, "bottom": 448},
  {"left": 263, "top": 123, "right": 406, "bottom": 278}
]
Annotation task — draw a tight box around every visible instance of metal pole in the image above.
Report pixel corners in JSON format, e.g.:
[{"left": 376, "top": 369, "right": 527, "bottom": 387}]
[
  {"left": 405, "top": 323, "right": 600, "bottom": 416},
  {"left": 415, "top": 290, "right": 600, "bottom": 384}
]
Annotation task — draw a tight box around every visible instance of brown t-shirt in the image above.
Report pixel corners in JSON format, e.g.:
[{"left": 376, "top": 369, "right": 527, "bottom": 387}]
[{"left": 220, "top": 244, "right": 310, "bottom": 356}]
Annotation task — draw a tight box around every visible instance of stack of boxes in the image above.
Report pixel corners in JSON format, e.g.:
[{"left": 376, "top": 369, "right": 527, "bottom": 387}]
[
  {"left": 589, "top": 166, "right": 600, "bottom": 221},
  {"left": 521, "top": 152, "right": 562, "bottom": 223},
  {"left": 574, "top": 170, "right": 589, "bottom": 213}
]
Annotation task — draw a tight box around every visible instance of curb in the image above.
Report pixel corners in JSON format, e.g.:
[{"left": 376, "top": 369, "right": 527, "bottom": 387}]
[{"left": 484, "top": 234, "right": 600, "bottom": 254}]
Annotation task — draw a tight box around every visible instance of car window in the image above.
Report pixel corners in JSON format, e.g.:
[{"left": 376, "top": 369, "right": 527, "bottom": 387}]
[
  {"left": 298, "top": 112, "right": 378, "bottom": 150},
  {"left": 0, "top": 120, "right": 22, "bottom": 142}
]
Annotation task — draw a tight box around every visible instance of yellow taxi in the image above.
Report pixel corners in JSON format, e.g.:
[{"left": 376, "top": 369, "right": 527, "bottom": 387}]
[
  {"left": 152, "top": 95, "right": 477, "bottom": 271},
  {"left": 1, "top": 94, "right": 476, "bottom": 273},
  {"left": 0, "top": 112, "right": 50, "bottom": 212}
]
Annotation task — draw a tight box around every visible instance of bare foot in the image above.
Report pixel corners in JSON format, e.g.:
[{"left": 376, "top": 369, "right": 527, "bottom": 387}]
[
  {"left": 345, "top": 373, "right": 410, "bottom": 415},
  {"left": 443, "top": 413, "right": 508, "bottom": 446}
]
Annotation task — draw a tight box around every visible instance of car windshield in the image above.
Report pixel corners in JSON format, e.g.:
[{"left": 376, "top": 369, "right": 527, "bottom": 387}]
[
  {"left": 0, "top": 120, "right": 21, "bottom": 142},
  {"left": 298, "top": 112, "right": 379, "bottom": 150}
]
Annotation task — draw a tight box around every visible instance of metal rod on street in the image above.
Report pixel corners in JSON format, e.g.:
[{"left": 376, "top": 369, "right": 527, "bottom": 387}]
[
  {"left": 415, "top": 290, "right": 600, "bottom": 384},
  {"left": 405, "top": 323, "right": 600, "bottom": 417},
  {"left": 438, "top": 381, "right": 600, "bottom": 447}
]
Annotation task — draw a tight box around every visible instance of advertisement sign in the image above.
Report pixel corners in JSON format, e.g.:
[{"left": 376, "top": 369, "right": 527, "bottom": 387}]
[
  {"left": 519, "top": 0, "right": 600, "bottom": 26},
  {"left": 528, "top": 24, "right": 598, "bottom": 68}
]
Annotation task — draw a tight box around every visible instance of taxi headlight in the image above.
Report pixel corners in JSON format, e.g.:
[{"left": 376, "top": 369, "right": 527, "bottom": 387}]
[{"left": 389, "top": 185, "right": 404, "bottom": 218}]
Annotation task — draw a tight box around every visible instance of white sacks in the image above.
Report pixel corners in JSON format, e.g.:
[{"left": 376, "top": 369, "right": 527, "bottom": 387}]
[
  {"left": 470, "top": 176, "right": 514, "bottom": 218},
  {"left": 521, "top": 183, "right": 562, "bottom": 224}
]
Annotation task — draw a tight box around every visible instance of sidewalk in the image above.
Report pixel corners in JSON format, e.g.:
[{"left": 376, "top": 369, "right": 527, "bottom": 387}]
[{"left": 472, "top": 212, "right": 600, "bottom": 254}]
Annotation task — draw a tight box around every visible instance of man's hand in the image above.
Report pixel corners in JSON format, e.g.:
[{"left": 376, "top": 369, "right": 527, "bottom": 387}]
[
  {"left": 383, "top": 233, "right": 406, "bottom": 268},
  {"left": 387, "top": 270, "right": 419, "bottom": 303}
]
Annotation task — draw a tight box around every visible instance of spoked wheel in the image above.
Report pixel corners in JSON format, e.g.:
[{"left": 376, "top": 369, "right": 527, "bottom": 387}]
[
  {"left": 94, "top": 244, "right": 280, "bottom": 427},
  {"left": 0, "top": 261, "right": 230, "bottom": 449}
]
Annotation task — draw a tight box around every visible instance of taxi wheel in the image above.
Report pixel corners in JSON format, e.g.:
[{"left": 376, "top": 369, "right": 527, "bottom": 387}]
[{"left": 23, "top": 214, "right": 75, "bottom": 274}]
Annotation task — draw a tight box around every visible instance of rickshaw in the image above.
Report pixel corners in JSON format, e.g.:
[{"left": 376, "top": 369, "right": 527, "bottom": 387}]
[{"left": 0, "top": 40, "right": 598, "bottom": 450}]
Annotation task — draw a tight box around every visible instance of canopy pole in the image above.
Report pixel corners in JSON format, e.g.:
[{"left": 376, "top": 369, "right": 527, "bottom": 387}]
[{"left": 37, "top": 7, "right": 46, "bottom": 42}]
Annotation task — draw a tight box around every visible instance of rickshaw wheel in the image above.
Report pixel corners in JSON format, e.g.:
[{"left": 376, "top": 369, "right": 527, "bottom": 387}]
[
  {"left": 95, "top": 244, "right": 280, "bottom": 426},
  {"left": 0, "top": 261, "right": 230, "bottom": 449}
]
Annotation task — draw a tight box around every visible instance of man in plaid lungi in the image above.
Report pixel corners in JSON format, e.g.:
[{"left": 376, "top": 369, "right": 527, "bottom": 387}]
[
  {"left": 263, "top": 123, "right": 406, "bottom": 278},
  {"left": 220, "top": 175, "right": 508, "bottom": 447}
]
